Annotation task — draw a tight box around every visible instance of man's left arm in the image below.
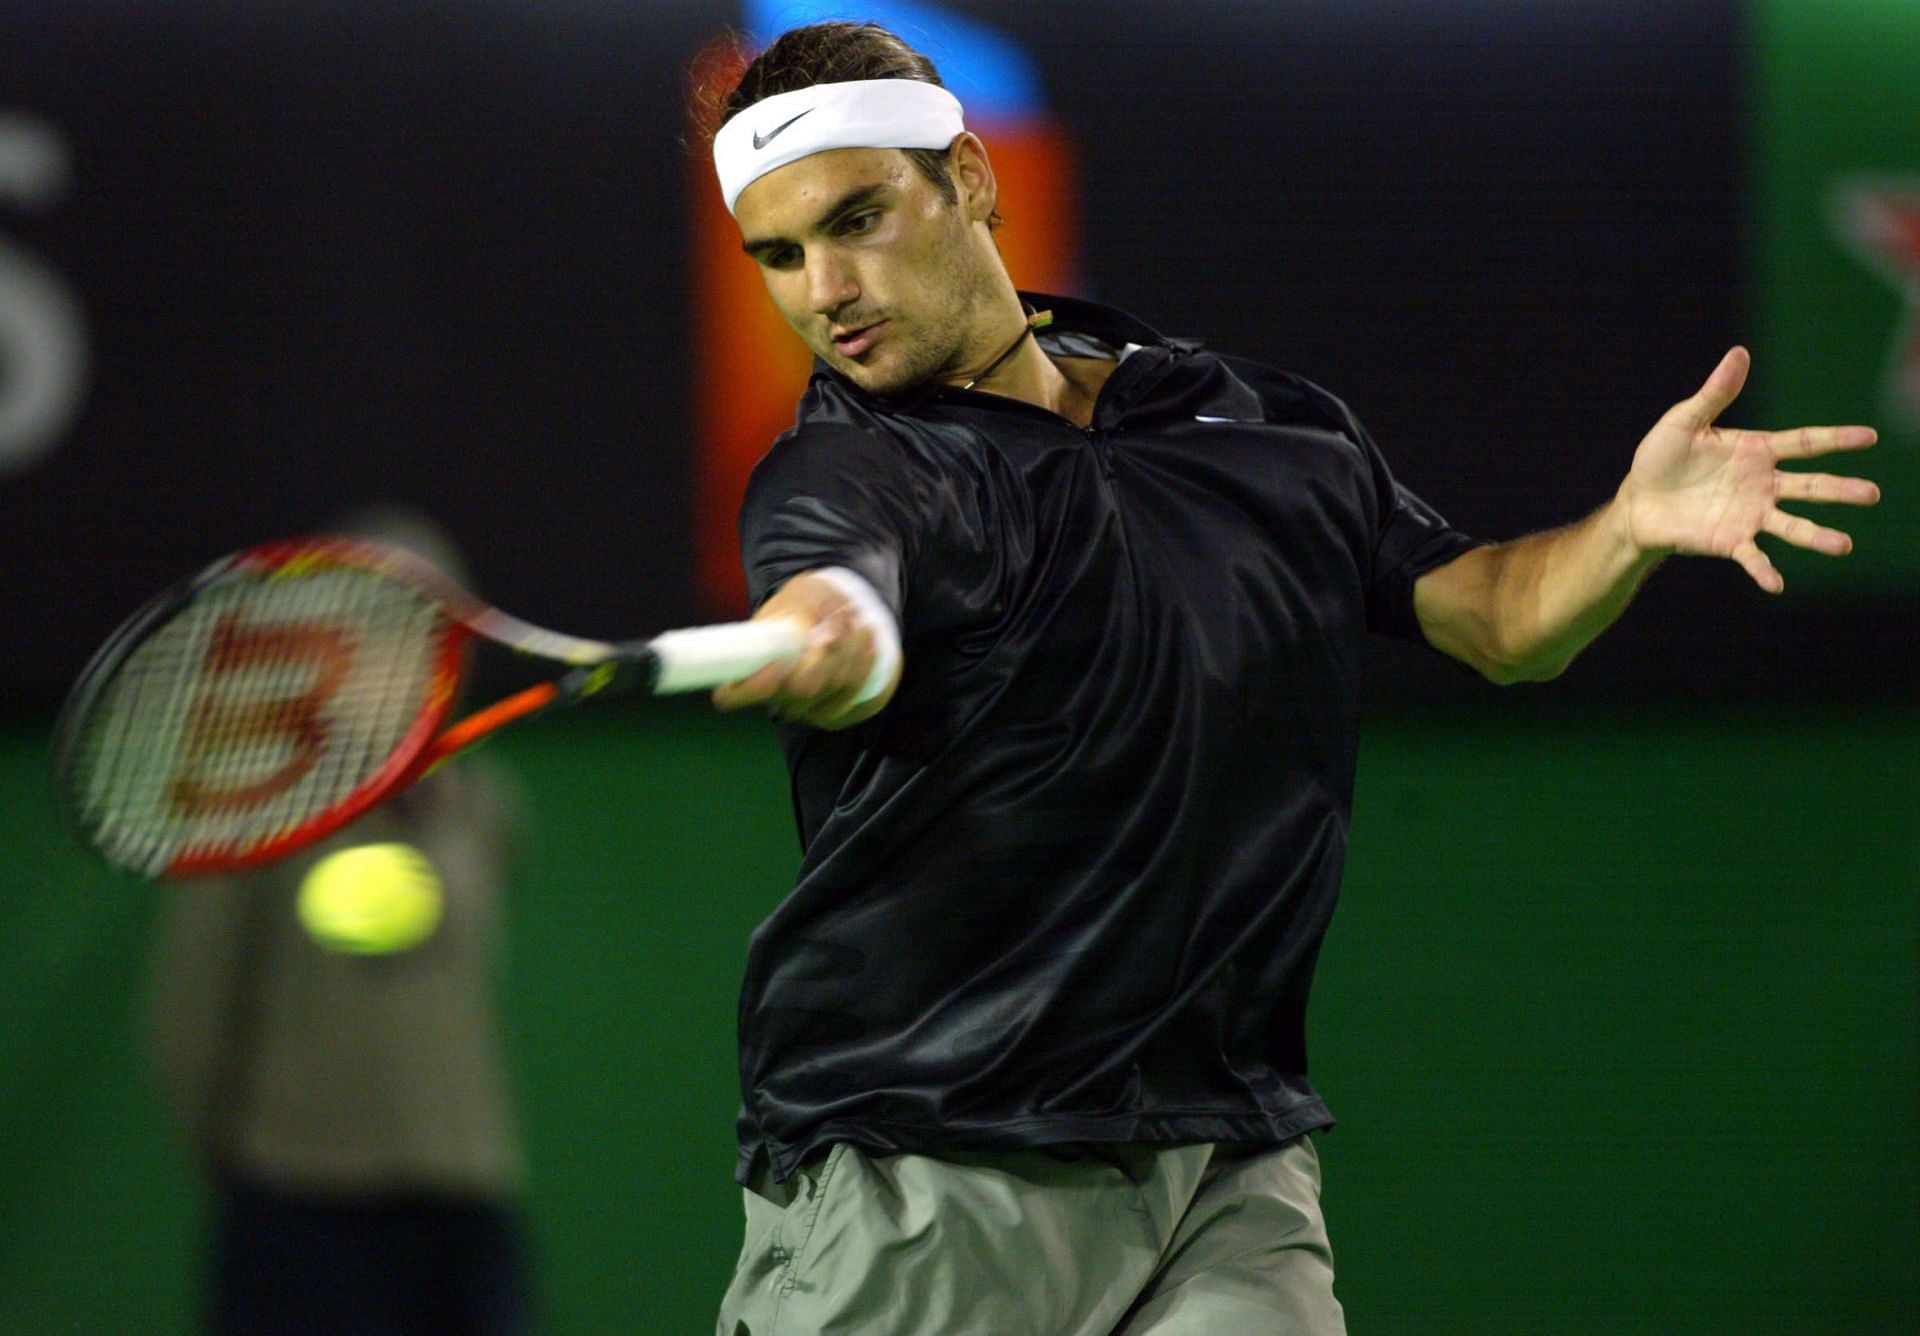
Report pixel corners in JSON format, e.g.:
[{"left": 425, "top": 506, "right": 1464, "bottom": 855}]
[{"left": 1413, "top": 347, "right": 1880, "bottom": 684}]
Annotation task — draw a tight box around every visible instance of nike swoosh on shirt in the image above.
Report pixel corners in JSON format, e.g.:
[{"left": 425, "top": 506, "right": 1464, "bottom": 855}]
[{"left": 753, "top": 108, "right": 814, "bottom": 150}]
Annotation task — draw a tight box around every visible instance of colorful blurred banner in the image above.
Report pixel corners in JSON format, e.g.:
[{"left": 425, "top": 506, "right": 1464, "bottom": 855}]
[
  {"left": 689, "top": 0, "right": 1077, "bottom": 615},
  {"left": 1752, "top": 0, "right": 1920, "bottom": 594}
]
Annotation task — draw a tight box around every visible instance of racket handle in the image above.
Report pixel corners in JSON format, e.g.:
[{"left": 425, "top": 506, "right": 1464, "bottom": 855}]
[{"left": 644, "top": 618, "right": 805, "bottom": 694}]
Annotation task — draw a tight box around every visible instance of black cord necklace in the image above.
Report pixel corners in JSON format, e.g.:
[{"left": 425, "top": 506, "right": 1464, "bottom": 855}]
[{"left": 961, "top": 308, "right": 1054, "bottom": 391}]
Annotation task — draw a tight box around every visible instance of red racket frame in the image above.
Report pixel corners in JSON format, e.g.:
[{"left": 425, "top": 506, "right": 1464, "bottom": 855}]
[{"left": 63, "top": 538, "right": 481, "bottom": 878}]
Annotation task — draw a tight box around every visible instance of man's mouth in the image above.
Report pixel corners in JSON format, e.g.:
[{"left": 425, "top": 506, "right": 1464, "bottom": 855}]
[{"left": 831, "top": 320, "right": 888, "bottom": 358}]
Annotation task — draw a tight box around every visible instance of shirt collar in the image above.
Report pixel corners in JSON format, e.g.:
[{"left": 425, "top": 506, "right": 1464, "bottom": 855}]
[{"left": 1021, "top": 290, "right": 1174, "bottom": 355}]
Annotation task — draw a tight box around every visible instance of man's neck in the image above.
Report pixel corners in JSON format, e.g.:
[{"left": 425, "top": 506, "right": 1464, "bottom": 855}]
[{"left": 942, "top": 302, "right": 1110, "bottom": 428}]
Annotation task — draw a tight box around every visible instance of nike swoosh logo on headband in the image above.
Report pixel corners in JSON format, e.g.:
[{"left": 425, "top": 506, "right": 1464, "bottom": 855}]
[{"left": 753, "top": 108, "right": 814, "bottom": 150}]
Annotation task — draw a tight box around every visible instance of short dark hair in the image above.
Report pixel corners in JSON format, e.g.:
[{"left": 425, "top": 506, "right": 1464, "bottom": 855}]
[{"left": 717, "top": 21, "right": 959, "bottom": 207}]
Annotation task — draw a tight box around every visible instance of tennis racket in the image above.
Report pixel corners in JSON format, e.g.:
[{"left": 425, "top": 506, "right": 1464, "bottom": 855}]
[{"left": 53, "top": 535, "right": 802, "bottom": 879}]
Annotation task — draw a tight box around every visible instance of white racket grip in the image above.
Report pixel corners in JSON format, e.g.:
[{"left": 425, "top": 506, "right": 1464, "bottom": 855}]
[{"left": 645, "top": 619, "right": 805, "bottom": 694}]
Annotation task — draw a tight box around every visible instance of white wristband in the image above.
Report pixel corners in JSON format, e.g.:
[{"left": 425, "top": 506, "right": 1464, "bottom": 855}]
[{"left": 811, "top": 566, "right": 903, "bottom": 706}]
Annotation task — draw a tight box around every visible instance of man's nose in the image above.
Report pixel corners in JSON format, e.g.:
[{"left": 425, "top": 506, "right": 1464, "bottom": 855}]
[{"left": 806, "top": 253, "right": 858, "bottom": 316}]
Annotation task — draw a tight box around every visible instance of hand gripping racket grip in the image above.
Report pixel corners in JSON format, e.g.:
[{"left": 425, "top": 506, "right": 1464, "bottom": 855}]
[
  {"left": 638, "top": 618, "right": 806, "bottom": 694},
  {"left": 513, "top": 618, "right": 806, "bottom": 735}
]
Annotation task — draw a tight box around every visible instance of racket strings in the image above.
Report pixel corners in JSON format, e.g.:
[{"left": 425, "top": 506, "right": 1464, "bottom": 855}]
[{"left": 72, "top": 567, "right": 446, "bottom": 873}]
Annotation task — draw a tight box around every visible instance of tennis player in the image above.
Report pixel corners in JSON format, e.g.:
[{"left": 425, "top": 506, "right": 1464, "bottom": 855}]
[{"left": 704, "top": 22, "right": 1879, "bottom": 1334}]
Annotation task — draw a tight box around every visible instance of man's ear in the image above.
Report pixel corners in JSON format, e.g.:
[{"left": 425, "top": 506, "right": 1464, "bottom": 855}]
[{"left": 948, "top": 132, "right": 998, "bottom": 224}]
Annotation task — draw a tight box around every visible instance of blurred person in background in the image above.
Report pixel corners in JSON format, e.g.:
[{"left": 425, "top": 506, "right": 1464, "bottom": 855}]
[
  {"left": 698, "top": 20, "right": 1880, "bottom": 1335},
  {"left": 146, "top": 505, "right": 533, "bottom": 1336}
]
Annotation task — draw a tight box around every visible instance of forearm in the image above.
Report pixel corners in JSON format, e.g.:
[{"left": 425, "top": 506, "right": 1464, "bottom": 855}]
[
  {"left": 1417, "top": 494, "right": 1666, "bottom": 683},
  {"left": 712, "top": 568, "right": 903, "bottom": 726}
]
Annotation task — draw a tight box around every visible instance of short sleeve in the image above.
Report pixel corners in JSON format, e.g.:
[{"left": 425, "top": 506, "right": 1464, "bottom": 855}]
[
  {"left": 737, "top": 422, "right": 925, "bottom": 619},
  {"left": 1309, "top": 385, "right": 1487, "bottom": 646}
]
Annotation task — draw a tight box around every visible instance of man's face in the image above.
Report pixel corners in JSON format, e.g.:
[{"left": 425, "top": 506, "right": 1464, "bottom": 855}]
[{"left": 735, "top": 147, "right": 986, "bottom": 397}]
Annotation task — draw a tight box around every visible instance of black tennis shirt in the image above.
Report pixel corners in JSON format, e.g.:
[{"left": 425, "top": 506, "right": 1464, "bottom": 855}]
[{"left": 735, "top": 293, "right": 1483, "bottom": 1185}]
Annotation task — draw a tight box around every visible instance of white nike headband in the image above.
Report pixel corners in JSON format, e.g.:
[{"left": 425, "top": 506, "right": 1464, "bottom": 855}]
[{"left": 713, "top": 78, "right": 966, "bottom": 216}]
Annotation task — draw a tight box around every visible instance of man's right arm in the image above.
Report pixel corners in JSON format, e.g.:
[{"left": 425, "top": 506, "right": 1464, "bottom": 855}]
[
  {"left": 728, "top": 420, "right": 925, "bottom": 728},
  {"left": 711, "top": 568, "right": 903, "bottom": 728}
]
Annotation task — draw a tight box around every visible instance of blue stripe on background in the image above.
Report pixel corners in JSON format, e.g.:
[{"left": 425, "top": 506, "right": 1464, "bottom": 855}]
[{"left": 744, "top": 0, "right": 1043, "bottom": 120}]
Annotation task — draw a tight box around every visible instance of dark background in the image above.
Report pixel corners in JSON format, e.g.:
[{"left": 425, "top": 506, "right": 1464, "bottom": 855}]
[
  {"left": 0, "top": 2, "right": 1912, "bottom": 1332},
  {"left": 0, "top": 0, "right": 1903, "bottom": 703}
]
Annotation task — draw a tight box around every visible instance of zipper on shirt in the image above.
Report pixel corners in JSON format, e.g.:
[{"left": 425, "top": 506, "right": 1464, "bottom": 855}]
[
  {"left": 932, "top": 337, "right": 1171, "bottom": 484},
  {"left": 1086, "top": 422, "right": 1115, "bottom": 480},
  {"left": 934, "top": 384, "right": 1119, "bottom": 479}
]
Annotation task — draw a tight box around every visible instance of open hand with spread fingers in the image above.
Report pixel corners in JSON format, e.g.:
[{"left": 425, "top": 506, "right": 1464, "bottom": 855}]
[{"left": 1615, "top": 347, "right": 1880, "bottom": 593}]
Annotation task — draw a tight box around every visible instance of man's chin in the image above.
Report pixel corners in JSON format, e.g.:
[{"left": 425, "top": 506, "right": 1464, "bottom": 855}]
[{"left": 833, "top": 355, "right": 925, "bottom": 399}]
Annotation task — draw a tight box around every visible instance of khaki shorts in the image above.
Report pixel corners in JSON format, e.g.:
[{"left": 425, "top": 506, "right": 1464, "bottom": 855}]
[{"left": 716, "top": 1134, "right": 1344, "bottom": 1335}]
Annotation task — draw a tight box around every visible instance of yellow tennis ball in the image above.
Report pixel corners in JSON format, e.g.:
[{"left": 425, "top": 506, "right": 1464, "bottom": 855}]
[{"left": 297, "top": 843, "right": 443, "bottom": 955}]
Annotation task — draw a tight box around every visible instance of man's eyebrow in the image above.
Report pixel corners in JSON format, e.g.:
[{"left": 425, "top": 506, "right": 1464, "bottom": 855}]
[{"left": 740, "top": 183, "right": 890, "bottom": 259}]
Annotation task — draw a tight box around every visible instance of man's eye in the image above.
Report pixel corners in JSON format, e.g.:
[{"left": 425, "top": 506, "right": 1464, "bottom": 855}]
[
  {"left": 841, "top": 211, "right": 880, "bottom": 235},
  {"left": 767, "top": 247, "right": 801, "bottom": 268}
]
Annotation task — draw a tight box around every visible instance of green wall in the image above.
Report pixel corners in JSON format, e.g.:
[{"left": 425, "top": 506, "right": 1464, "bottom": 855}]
[
  {"left": 2, "top": 702, "right": 1913, "bottom": 1331},
  {"left": 1752, "top": 0, "right": 1920, "bottom": 594}
]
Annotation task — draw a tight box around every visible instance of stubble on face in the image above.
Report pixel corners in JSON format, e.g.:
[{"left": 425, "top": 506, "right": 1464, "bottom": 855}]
[{"left": 849, "top": 201, "right": 989, "bottom": 397}]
